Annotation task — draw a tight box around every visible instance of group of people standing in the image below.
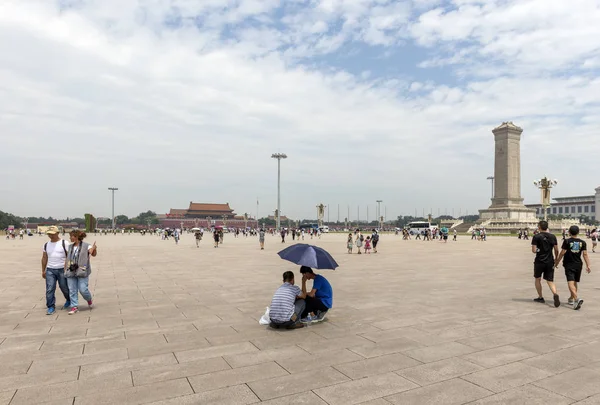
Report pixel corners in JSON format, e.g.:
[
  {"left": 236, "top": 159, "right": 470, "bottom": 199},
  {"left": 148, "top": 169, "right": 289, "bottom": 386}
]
[
  {"left": 347, "top": 230, "right": 380, "bottom": 254},
  {"left": 41, "top": 226, "right": 97, "bottom": 315},
  {"left": 471, "top": 228, "right": 487, "bottom": 241}
]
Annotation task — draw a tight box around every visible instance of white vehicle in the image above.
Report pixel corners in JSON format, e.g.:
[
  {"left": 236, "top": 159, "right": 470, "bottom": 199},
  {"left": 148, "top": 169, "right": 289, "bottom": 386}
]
[
  {"left": 320, "top": 226, "right": 330, "bottom": 233},
  {"left": 406, "top": 221, "right": 437, "bottom": 235}
]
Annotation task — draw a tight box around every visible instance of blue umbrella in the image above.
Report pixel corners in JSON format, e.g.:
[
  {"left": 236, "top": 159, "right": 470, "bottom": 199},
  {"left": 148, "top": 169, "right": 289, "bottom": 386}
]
[{"left": 277, "top": 244, "right": 339, "bottom": 270}]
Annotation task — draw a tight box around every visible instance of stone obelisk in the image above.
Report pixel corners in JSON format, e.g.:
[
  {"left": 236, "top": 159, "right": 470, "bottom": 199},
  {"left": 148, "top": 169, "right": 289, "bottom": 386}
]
[{"left": 480, "top": 122, "right": 537, "bottom": 221}]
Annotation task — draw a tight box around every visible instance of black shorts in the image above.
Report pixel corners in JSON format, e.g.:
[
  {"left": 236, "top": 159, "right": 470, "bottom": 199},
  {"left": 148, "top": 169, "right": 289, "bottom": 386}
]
[
  {"left": 534, "top": 263, "right": 555, "bottom": 281},
  {"left": 443, "top": 235, "right": 448, "bottom": 240},
  {"left": 565, "top": 266, "right": 583, "bottom": 282}
]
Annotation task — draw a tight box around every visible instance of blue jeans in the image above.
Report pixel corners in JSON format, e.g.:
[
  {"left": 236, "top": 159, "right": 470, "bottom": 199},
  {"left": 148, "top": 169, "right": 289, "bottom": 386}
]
[
  {"left": 67, "top": 277, "right": 92, "bottom": 307},
  {"left": 45, "top": 268, "right": 70, "bottom": 309}
]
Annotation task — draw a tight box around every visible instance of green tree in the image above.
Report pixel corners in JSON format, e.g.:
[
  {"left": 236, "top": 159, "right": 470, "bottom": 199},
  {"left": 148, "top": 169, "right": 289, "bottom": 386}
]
[
  {"left": 115, "top": 215, "right": 129, "bottom": 225},
  {"left": 135, "top": 211, "right": 158, "bottom": 225},
  {"left": 0, "top": 210, "right": 23, "bottom": 230},
  {"left": 258, "top": 217, "right": 276, "bottom": 227}
]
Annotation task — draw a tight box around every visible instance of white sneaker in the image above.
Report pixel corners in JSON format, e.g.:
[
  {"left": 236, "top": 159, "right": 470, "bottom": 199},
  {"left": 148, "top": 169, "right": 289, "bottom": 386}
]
[
  {"left": 567, "top": 299, "right": 574, "bottom": 305},
  {"left": 574, "top": 299, "right": 584, "bottom": 310}
]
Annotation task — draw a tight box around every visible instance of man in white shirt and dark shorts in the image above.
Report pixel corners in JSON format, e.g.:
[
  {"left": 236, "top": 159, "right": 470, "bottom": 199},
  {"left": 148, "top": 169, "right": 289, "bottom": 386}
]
[{"left": 41, "top": 226, "right": 71, "bottom": 315}]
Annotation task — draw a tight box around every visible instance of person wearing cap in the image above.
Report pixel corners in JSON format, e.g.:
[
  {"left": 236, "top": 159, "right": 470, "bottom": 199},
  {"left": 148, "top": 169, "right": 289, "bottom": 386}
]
[{"left": 41, "top": 226, "right": 71, "bottom": 315}]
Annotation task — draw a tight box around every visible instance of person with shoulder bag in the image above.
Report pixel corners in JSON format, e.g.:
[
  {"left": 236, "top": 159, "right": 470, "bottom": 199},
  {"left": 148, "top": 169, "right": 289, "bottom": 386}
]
[
  {"left": 64, "top": 230, "right": 97, "bottom": 314},
  {"left": 41, "top": 226, "right": 71, "bottom": 315}
]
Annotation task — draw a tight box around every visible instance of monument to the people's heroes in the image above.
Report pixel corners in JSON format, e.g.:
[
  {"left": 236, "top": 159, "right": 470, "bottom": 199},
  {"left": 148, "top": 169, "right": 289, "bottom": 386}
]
[{"left": 479, "top": 122, "right": 538, "bottom": 230}]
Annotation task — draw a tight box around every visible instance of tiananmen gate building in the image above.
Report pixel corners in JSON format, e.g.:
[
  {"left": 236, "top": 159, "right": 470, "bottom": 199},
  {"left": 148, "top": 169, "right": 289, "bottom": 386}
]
[{"left": 158, "top": 202, "right": 257, "bottom": 228}]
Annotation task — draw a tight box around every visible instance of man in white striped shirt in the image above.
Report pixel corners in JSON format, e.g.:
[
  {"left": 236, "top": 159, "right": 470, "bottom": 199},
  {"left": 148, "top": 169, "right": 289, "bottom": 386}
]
[{"left": 269, "top": 271, "right": 306, "bottom": 329}]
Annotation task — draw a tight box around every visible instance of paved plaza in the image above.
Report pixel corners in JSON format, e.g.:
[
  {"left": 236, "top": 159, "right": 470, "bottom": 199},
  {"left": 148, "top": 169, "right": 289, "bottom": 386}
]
[{"left": 1, "top": 233, "right": 600, "bottom": 404}]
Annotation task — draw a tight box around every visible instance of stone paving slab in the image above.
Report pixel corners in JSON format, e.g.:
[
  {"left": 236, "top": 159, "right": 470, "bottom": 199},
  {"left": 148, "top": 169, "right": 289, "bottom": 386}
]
[
  {"left": 384, "top": 377, "right": 493, "bottom": 404},
  {"left": 1, "top": 233, "right": 600, "bottom": 404}
]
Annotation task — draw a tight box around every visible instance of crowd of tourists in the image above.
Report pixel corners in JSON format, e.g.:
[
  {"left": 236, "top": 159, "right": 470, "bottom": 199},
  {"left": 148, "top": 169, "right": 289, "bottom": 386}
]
[{"left": 398, "top": 227, "right": 456, "bottom": 242}]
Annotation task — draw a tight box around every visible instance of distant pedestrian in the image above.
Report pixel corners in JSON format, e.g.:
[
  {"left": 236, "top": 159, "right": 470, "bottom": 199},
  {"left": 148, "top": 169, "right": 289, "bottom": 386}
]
[
  {"left": 364, "top": 236, "right": 372, "bottom": 254},
  {"left": 213, "top": 230, "right": 220, "bottom": 248},
  {"left": 259, "top": 229, "right": 265, "bottom": 250},
  {"left": 355, "top": 233, "right": 363, "bottom": 254},
  {"left": 347, "top": 233, "right": 353, "bottom": 254},
  {"left": 453, "top": 229, "right": 457, "bottom": 241},
  {"left": 371, "top": 230, "right": 379, "bottom": 253}
]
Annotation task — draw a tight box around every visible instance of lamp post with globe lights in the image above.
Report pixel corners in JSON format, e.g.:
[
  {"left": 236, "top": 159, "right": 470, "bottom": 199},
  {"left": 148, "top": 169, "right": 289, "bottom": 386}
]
[{"left": 533, "top": 177, "right": 558, "bottom": 221}]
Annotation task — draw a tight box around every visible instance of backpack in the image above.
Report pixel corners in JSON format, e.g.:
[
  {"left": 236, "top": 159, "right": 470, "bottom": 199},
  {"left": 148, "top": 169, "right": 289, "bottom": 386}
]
[{"left": 44, "top": 240, "right": 67, "bottom": 255}]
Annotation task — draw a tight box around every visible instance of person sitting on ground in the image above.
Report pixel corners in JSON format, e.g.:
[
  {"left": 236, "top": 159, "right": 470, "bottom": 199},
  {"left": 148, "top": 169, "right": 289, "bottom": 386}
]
[
  {"left": 268, "top": 271, "right": 306, "bottom": 329},
  {"left": 300, "top": 266, "right": 333, "bottom": 322}
]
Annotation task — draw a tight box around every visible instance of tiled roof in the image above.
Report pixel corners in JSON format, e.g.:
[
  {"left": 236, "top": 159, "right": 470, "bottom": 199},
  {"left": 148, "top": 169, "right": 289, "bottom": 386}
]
[
  {"left": 188, "top": 203, "right": 233, "bottom": 212},
  {"left": 169, "top": 209, "right": 188, "bottom": 215}
]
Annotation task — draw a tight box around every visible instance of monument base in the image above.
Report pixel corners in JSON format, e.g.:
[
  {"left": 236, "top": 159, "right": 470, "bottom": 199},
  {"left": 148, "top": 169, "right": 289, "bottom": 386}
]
[
  {"left": 476, "top": 206, "right": 539, "bottom": 234},
  {"left": 479, "top": 206, "right": 537, "bottom": 221}
]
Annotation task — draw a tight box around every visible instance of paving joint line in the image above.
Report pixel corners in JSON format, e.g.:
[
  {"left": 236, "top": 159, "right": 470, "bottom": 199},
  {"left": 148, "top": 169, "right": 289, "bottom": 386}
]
[{"left": 243, "top": 382, "right": 262, "bottom": 402}]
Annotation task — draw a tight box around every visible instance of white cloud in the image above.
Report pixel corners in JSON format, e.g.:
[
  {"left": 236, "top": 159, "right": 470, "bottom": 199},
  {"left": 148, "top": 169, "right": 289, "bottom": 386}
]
[
  {"left": 410, "top": 0, "right": 600, "bottom": 75},
  {"left": 0, "top": 0, "right": 599, "bottom": 221}
]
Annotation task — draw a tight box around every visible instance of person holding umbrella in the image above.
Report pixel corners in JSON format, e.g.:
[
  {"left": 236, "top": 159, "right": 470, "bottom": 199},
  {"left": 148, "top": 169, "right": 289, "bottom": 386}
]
[
  {"left": 277, "top": 244, "right": 337, "bottom": 323},
  {"left": 300, "top": 266, "right": 332, "bottom": 322}
]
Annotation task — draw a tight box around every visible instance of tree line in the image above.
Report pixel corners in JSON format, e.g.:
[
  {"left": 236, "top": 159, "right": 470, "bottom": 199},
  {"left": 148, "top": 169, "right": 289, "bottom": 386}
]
[{"left": 0, "top": 210, "right": 160, "bottom": 229}]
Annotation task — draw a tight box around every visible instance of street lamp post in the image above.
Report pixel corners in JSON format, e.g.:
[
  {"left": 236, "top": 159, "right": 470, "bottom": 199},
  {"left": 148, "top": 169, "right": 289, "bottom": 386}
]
[
  {"left": 271, "top": 153, "right": 288, "bottom": 232},
  {"left": 534, "top": 177, "right": 558, "bottom": 221},
  {"left": 108, "top": 187, "right": 118, "bottom": 230},
  {"left": 376, "top": 200, "right": 383, "bottom": 228},
  {"left": 486, "top": 176, "right": 494, "bottom": 200}
]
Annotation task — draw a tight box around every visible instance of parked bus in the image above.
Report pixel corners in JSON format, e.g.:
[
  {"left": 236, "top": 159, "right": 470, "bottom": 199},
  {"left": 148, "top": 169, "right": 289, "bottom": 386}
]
[{"left": 406, "top": 221, "right": 437, "bottom": 235}]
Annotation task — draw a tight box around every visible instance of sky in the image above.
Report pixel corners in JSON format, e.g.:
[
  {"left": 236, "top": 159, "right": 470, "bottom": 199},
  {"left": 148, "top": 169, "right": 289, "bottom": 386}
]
[{"left": 1, "top": 0, "right": 599, "bottom": 221}]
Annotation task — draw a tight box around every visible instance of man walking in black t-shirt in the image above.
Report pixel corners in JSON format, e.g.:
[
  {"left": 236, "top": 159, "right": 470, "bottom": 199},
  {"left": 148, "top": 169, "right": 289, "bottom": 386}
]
[
  {"left": 555, "top": 225, "right": 591, "bottom": 310},
  {"left": 531, "top": 221, "right": 560, "bottom": 307}
]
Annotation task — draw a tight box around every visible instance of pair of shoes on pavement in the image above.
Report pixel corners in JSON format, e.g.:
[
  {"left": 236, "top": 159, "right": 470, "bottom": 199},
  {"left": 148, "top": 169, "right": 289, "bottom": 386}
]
[
  {"left": 67, "top": 300, "right": 93, "bottom": 315},
  {"left": 301, "top": 311, "right": 327, "bottom": 324},
  {"left": 47, "top": 301, "right": 74, "bottom": 315},
  {"left": 533, "top": 295, "right": 561, "bottom": 307}
]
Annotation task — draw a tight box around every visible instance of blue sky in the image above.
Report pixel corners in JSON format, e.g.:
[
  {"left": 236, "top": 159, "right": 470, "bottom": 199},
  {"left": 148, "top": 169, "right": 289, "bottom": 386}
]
[{"left": 1, "top": 0, "right": 599, "bottom": 220}]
